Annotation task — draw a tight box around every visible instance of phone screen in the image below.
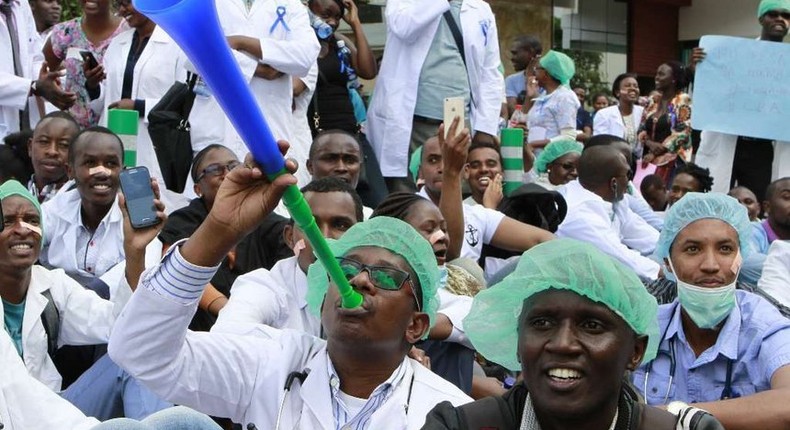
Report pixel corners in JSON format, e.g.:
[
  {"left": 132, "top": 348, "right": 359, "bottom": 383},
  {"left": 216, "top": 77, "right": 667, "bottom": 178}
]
[
  {"left": 80, "top": 50, "right": 98, "bottom": 69},
  {"left": 119, "top": 167, "right": 159, "bottom": 229}
]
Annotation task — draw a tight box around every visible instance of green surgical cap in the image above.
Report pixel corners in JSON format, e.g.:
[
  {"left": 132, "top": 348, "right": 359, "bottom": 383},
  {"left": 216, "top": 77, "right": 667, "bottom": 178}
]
[
  {"left": 306, "top": 216, "right": 441, "bottom": 327},
  {"left": 0, "top": 180, "right": 43, "bottom": 235},
  {"left": 539, "top": 50, "right": 575, "bottom": 86},
  {"left": 464, "top": 238, "right": 659, "bottom": 371},
  {"left": 409, "top": 146, "right": 423, "bottom": 182},
  {"left": 759, "top": 0, "right": 790, "bottom": 17},
  {"left": 534, "top": 138, "right": 583, "bottom": 174},
  {"left": 655, "top": 192, "right": 752, "bottom": 261}
]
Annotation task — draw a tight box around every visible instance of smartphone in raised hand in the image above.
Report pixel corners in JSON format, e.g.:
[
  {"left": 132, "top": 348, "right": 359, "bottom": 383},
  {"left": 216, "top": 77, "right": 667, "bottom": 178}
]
[
  {"left": 443, "top": 96, "right": 465, "bottom": 139},
  {"left": 80, "top": 50, "right": 98, "bottom": 69},
  {"left": 119, "top": 167, "right": 160, "bottom": 229}
]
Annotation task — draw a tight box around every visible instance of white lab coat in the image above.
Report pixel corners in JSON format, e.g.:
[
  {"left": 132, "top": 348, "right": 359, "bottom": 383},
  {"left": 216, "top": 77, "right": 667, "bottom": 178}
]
[
  {"left": 0, "top": 265, "right": 132, "bottom": 391},
  {"left": 96, "top": 26, "right": 187, "bottom": 189},
  {"left": 625, "top": 192, "right": 663, "bottom": 231},
  {"left": 366, "top": 0, "right": 503, "bottom": 177},
  {"left": 292, "top": 63, "right": 318, "bottom": 187},
  {"left": 592, "top": 104, "right": 644, "bottom": 138},
  {"left": 758, "top": 240, "right": 790, "bottom": 308},
  {"left": 109, "top": 285, "right": 472, "bottom": 429},
  {"left": 696, "top": 131, "right": 790, "bottom": 194},
  {"left": 212, "top": 256, "right": 320, "bottom": 336},
  {"left": 0, "top": 332, "right": 99, "bottom": 430},
  {"left": 215, "top": 0, "right": 319, "bottom": 147},
  {"left": 0, "top": 0, "right": 42, "bottom": 137},
  {"left": 39, "top": 188, "right": 162, "bottom": 282},
  {"left": 557, "top": 180, "right": 661, "bottom": 280}
]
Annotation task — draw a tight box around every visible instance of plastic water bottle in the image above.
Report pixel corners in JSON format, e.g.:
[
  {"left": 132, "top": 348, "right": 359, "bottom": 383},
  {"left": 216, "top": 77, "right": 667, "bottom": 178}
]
[
  {"left": 336, "top": 40, "right": 360, "bottom": 89},
  {"left": 308, "top": 11, "right": 333, "bottom": 39},
  {"left": 509, "top": 104, "right": 528, "bottom": 128}
]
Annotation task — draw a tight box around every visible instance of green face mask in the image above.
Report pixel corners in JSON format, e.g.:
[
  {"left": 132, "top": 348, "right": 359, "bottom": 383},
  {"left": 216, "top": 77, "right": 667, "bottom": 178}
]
[{"left": 670, "top": 258, "right": 737, "bottom": 329}]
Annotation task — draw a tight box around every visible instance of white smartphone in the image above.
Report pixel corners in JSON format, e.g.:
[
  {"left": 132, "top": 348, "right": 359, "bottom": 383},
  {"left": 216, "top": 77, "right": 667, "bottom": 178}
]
[{"left": 443, "top": 96, "right": 465, "bottom": 139}]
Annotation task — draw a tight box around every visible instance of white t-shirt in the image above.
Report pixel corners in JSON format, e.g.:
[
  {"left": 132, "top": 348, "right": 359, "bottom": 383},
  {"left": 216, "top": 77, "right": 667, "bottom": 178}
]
[{"left": 415, "top": 189, "right": 505, "bottom": 261}]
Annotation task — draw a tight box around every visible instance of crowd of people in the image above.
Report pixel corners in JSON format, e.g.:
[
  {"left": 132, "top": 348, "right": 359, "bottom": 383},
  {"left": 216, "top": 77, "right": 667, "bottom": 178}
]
[{"left": 1, "top": 0, "right": 790, "bottom": 429}]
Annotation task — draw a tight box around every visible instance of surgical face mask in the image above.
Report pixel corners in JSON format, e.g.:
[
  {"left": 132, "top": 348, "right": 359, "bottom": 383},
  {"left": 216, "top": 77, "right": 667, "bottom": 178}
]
[
  {"left": 669, "top": 257, "right": 738, "bottom": 329},
  {"left": 438, "top": 264, "right": 448, "bottom": 290}
]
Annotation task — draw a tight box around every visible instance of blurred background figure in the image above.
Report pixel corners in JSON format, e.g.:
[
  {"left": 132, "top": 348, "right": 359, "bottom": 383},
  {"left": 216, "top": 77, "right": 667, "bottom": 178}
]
[{"left": 43, "top": 0, "right": 127, "bottom": 127}]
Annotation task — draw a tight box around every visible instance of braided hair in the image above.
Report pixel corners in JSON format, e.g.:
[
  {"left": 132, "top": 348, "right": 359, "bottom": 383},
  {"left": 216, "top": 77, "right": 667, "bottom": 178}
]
[
  {"left": 371, "top": 192, "right": 432, "bottom": 221},
  {"left": 675, "top": 163, "right": 714, "bottom": 193}
]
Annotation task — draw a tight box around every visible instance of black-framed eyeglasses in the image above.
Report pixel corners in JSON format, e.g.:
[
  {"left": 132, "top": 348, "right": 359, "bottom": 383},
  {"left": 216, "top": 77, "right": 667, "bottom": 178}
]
[
  {"left": 765, "top": 10, "right": 790, "bottom": 20},
  {"left": 334, "top": 256, "right": 421, "bottom": 311},
  {"left": 197, "top": 160, "right": 241, "bottom": 181}
]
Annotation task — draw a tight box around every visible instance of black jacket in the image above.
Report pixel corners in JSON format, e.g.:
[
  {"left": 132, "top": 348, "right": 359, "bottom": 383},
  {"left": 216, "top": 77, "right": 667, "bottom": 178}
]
[{"left": 421, "top": 383, "right": 724, "bottom": 430}]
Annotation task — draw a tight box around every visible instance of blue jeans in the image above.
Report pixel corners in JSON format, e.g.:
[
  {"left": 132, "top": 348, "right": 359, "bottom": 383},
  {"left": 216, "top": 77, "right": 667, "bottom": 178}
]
[
  {"left": 61, "top": 354, "right": 172, "bottom": 420},
  {"left": 91, "top": 406, "right": 222, "bottom": 429}
]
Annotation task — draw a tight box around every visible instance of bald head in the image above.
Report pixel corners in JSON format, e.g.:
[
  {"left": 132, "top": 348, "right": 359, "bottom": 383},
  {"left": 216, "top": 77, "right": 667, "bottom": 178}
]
[{"left": 578, "top": 146, "right": 630, "bottom": 202}]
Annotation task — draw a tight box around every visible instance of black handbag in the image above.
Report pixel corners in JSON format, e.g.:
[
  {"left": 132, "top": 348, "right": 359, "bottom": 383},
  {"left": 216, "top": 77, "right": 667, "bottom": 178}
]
[{"left": 147, "top": 72, "right": 199, "bottom": 193}]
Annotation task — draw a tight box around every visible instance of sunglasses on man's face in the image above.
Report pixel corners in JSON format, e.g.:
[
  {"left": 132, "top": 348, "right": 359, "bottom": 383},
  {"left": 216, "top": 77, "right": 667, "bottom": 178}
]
[
  {"left": 334, "top": 256, "right": 421, "bottom": 311},
  {"left": 197, "top": 160, "right": 241, "bottom": 181}
]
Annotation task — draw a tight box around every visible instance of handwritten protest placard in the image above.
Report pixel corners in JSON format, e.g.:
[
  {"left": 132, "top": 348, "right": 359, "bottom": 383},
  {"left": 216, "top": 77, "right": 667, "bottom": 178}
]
[{"left": 693, "top": 35, "right": 790, "bottom": 142}]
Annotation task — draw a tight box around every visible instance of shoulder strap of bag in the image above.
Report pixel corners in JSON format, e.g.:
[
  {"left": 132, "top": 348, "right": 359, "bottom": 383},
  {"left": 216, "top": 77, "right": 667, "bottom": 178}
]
[
  {"left": 311, "top": 68, "right": 332, "bottom": 134},
  {"left": 40, "top": 289, "right": 60, "bottom": 359},
  {"left": 181, "top": 72, "right": 200, "bottom": 121},
  {"left": 442, "top": 10, "right": 476, "bottom": 107},
  {"left": 443, "top": 10, "right": 466, "bottom": 67}
]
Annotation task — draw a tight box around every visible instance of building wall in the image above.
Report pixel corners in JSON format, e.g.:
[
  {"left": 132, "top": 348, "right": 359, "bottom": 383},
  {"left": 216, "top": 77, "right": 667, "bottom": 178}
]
[
  {"left": 678, "top": 0, "right": 762, "bottom": 41},
  {"left": 628, "top": 1, "right": 681, "bottom": 76},
  {"left": 490, "top": 0, "right": 553, "bottom": 76}
]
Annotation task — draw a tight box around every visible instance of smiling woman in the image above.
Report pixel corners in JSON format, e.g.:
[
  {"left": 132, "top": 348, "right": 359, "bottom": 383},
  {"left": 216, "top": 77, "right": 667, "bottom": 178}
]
[{"left": 422, "top": 239, "right": 724, "bottom": 430}]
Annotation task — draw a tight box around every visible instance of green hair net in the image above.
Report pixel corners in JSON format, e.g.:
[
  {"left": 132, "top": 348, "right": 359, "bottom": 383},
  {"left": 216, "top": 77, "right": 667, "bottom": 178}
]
[
  {"left": 0, "top": 180, "right": 43, "bottom": 237},
  {"left": 306, "top": 216, "right": 441, "bottom": 327},
  {"left": 539, "top": 50, "right": 576, "bottom": 86},
  {"left": 464, "top": 238, "right": 659, "bottom": 371},
  {"left": 655, "top": 192, "right": 752, "bottom": 262},
  {"left": 409, "top": 146, "right": 423, "bottom": 183},
  {"left": 758, "top": 0, "right": 790, "bottom": 17},
  {"left": 534, "top": 138, "right": 583, "bottom": 174}
]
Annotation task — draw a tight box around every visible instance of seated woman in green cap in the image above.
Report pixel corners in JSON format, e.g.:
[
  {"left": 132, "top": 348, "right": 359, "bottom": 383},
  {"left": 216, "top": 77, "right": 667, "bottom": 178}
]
[
  {"left": 528, "top": 137, "right": 583, "bottom": 190},
  {"left": 422, "top": 238, "right": 723, "bottom": 430},
  {"left": 517, "top": 50, "right": 580, "bottom": 153}
]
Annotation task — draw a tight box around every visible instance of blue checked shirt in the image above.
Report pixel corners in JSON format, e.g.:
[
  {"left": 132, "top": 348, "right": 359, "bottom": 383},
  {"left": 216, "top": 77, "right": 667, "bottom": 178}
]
[{"left": 327, "top": 355, "right": 409, "bottom": 430}]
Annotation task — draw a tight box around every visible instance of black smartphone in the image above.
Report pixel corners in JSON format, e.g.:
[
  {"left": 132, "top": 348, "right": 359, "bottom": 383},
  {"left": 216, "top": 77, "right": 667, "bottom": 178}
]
[
  {"left": 80, "top": 50, "right": 98, "bottom": 69},
  {"left": 119, "top": 166, "right": 160, "bottom": 229}
]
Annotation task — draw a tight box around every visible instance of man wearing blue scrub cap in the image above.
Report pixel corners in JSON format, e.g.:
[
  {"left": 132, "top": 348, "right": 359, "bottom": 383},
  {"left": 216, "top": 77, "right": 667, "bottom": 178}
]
[{"left": 632, "top": 192, "right": 790, "bottom": 429}]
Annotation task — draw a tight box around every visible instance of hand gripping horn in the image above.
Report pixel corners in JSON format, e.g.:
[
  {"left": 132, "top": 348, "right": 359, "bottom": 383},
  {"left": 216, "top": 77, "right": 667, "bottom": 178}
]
[{"left": 133, "top": 0, "right": 362, "bottom": 308}]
